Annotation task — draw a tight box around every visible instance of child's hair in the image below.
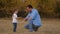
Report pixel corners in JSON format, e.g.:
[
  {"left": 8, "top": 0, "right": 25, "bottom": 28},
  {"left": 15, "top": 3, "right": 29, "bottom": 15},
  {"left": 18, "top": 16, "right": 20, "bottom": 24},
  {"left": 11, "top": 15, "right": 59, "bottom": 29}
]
[{"left": 13, "top": 8, "right": 18, "bottom": 14}]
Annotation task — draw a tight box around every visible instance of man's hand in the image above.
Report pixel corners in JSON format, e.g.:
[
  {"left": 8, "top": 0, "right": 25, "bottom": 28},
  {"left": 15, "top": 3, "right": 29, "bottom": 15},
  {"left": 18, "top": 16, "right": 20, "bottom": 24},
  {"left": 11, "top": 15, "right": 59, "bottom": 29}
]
[
  {"left": 21, "top": 20, "right": 25, "bottom": 23},
  {"left": 21, "top": 18, "right": 27, "bottom": 23}
]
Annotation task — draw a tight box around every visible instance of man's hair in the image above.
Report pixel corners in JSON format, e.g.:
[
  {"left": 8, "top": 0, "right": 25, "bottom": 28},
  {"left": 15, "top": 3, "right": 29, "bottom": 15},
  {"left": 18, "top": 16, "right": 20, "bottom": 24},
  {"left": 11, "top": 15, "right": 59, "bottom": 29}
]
[{"left": 27, "top": 5, "right": 33, "bottom": 8}]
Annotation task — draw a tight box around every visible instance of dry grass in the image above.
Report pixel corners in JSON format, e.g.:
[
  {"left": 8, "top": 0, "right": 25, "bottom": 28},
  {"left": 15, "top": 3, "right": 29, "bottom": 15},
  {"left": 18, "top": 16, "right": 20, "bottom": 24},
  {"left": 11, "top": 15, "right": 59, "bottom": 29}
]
[{"left": 0, "top": 18, "right": 60, "bottom": 34}]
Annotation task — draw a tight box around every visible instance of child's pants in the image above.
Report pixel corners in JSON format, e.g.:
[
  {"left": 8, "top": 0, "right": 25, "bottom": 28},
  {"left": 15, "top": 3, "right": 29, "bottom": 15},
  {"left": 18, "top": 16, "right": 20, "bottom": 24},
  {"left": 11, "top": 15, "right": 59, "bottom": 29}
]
[{"left": 13, "top": 23, "right": 17, "bottom": 32}]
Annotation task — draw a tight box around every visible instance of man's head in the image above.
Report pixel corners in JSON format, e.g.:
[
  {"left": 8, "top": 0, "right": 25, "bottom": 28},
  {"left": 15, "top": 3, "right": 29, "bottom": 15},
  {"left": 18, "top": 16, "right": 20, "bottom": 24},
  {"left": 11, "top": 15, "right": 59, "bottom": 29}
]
[{"left": 26, "top": 5, "right": 33, "bottom": 12}]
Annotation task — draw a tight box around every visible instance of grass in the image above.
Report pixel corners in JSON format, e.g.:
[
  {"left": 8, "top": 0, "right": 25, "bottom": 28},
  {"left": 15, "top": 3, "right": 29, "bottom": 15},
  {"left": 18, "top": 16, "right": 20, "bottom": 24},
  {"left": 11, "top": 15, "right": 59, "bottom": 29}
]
[{"left": 0, "top": 18, "right": 60, "bottom": 34}]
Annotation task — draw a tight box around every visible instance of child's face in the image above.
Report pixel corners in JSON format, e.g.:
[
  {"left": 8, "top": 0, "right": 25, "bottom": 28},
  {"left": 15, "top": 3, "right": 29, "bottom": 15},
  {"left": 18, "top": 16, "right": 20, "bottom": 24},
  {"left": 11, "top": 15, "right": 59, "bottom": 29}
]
[{"left": 15, "top": 10, "right": 18, "bottom": 14}]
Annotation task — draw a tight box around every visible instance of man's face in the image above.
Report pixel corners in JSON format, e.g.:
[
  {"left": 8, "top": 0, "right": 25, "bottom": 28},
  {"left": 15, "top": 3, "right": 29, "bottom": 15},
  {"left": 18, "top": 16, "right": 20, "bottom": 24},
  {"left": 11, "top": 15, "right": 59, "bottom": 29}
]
[{"left": 26, "top": 7, "right": 31, "bottom": 12}]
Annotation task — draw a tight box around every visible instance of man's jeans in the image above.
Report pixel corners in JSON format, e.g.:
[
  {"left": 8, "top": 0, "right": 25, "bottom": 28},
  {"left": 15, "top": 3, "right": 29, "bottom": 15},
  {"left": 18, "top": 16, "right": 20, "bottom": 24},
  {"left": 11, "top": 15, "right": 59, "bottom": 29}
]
[{"left": 25, "top": 22, "right": 40, "bottom": 32}]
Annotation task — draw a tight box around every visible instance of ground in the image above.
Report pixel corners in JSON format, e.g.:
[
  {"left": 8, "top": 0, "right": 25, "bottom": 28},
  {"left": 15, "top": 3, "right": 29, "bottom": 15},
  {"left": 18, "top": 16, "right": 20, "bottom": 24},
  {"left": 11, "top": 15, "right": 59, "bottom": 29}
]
[{"left": 0, "top": 18, "right": 60, "bottom": 34}]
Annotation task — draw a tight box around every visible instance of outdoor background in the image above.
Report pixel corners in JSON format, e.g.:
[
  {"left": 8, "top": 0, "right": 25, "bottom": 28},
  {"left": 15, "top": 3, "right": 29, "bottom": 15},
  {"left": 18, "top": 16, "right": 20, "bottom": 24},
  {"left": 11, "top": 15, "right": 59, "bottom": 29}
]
[
  {"left": 0, "top": 0, "right": 60, "bottom": 18},
  {"left": 0, "top": 0, "right": 60, "bottom": 34}
]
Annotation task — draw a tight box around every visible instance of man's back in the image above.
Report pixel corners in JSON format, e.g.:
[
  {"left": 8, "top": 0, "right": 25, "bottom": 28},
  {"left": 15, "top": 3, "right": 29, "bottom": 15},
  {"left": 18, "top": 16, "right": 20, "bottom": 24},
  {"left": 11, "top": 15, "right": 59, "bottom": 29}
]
[{"left": 31, "top": 9, "right": 42, "bottom": 26}]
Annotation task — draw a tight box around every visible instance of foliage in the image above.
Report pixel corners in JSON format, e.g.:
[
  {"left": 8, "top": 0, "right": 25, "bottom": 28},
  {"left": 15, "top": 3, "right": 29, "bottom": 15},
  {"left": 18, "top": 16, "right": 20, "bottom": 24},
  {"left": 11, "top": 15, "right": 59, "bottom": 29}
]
[{"left": 0, "top": 0, "right": 60, "bottom": 18}]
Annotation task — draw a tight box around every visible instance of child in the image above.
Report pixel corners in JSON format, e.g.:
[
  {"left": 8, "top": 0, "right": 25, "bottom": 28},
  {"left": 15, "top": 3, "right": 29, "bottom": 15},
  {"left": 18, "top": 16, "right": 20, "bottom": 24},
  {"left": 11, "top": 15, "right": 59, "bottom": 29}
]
[{"left": 12, "top": 9, "right": 18, "bottom": 32}]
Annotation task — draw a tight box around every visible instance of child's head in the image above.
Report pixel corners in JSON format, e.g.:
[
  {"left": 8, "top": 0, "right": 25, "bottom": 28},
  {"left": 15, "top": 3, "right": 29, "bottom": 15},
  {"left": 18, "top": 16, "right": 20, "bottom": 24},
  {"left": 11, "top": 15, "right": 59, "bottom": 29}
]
[{"left": 13, "top": 9, "right": 18, "bottom": 14}]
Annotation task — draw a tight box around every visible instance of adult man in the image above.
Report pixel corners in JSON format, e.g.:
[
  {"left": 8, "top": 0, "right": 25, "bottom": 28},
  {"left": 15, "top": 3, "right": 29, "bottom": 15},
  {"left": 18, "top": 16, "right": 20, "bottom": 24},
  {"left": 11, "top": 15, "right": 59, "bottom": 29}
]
[{"left": 23, "top": 5, "right": 42, "bottom": 32}]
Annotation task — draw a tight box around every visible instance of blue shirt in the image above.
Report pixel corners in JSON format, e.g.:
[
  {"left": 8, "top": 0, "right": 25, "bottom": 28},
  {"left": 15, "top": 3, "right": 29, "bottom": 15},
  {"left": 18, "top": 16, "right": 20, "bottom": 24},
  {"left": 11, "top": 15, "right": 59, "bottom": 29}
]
[{"left": 26, "top": 8, "right": 42, "bottom": 26}]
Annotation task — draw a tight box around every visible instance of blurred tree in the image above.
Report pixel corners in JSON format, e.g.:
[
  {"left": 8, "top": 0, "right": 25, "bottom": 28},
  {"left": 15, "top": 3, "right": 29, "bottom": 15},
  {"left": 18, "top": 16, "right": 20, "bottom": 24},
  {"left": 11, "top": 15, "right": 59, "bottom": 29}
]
[
  {"left": 55, "top": 0, "right": 60, "bottom": 18},
  {"left": 0, "top": 0, "right": 60, "bottom": 18}
]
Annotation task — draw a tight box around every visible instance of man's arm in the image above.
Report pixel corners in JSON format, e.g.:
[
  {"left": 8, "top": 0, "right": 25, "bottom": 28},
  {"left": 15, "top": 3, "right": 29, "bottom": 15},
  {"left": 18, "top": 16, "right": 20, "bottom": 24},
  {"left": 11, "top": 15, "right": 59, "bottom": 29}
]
[
  {"left": 22, "top": 14, "right": 30, "bottom": 22},
  {"left": 29, "top": 10, "right": 37, "bottom": 20}
]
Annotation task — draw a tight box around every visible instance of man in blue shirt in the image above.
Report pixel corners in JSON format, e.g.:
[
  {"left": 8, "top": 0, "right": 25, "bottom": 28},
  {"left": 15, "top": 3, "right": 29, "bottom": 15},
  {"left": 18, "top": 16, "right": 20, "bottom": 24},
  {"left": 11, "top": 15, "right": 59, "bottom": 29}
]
[{"left": 23, "top": 5, "right": 42, "bottom": 32}]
